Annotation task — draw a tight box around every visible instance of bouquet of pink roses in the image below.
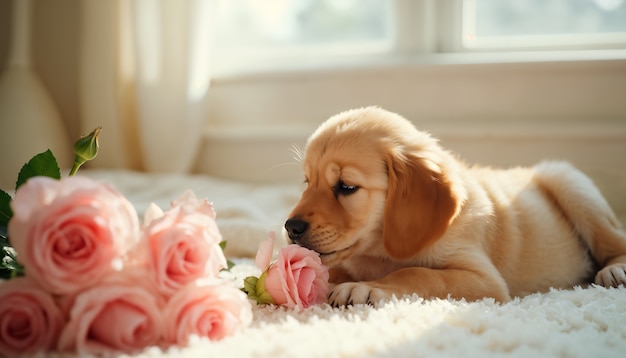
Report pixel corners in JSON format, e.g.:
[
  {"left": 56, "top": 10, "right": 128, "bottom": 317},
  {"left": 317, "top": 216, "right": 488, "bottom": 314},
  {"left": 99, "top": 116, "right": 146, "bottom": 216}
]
[{"left": 0, "top": 129, "right": 252, "bottom": 356}]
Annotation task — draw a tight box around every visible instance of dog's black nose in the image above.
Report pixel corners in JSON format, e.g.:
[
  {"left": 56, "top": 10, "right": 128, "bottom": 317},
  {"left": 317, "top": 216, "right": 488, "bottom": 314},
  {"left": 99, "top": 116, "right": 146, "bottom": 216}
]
[{"left": 285, "top": 218, "right": 309, "bottom": 241}]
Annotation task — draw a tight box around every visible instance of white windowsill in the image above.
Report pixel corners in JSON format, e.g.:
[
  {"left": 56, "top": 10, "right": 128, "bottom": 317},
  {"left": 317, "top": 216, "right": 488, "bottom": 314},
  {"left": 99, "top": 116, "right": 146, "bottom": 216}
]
[{"left": 212, "top": 49, "right": 626, "bottom": 81}]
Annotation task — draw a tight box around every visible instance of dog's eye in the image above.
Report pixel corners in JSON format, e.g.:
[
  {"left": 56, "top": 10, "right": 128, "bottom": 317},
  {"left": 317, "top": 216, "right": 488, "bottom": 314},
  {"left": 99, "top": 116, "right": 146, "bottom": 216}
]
[{"left": 335, "top": 181, "right": 359, "bottom": 196}]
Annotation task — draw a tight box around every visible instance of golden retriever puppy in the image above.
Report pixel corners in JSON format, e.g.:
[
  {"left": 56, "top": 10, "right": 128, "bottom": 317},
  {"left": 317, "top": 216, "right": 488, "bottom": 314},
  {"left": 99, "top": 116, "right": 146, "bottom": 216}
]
[{"left": 284, "top": 107, "right": 626, "bottom": 306}]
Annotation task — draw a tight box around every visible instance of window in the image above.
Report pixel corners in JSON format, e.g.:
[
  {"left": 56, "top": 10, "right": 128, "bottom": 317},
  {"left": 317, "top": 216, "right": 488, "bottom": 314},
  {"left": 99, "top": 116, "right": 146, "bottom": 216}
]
[
  {"left": 214, "top": 0, "right": 393, "bottom": 72},
  {"left": 214, "top": 0, "right": 392, "bottom": 50},
  {"left": 213, "top": 0, "right": 626, "bottom": 74},
  {"left": 463, "top": 0, "right": 626, "bottom": 49}
]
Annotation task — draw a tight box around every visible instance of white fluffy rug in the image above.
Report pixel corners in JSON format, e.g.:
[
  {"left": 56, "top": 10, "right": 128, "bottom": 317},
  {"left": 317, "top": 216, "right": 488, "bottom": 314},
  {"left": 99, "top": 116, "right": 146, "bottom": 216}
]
[
  {"left": 138, "top": 258, "right": 626, "bottom": 358},
  {"left": 80, "top": 170, "right": 626, "bottom": 358}
]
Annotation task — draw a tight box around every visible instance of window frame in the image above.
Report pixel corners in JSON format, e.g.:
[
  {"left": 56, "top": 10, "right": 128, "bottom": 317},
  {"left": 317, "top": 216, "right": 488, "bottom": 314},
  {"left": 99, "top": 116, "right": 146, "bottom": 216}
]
[
  {"left": 206, "top": 0, "right": 626, "bottom": 133},
  {"left": 459, "top": 0, "right": 626, "bottom": 51},
  {"left": 212, "top": 0, "right": 626, "bottom": 77}
]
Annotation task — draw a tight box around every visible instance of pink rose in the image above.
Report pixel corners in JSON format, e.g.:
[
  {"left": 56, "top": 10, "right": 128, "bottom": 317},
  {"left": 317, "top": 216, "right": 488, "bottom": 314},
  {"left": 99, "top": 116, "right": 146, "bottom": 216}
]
[
  {"left": 57, "top": 269, "right": 164, "bottom": 355},
  {"left": 264, "top": 243, "right": 329, "bottom": 310},
  {"left": 9, "top": 176, "right": 140, "bottom": 295},
  {"left": 163, "top": 279, "right": 252, "bottom": 346},
  {"left": 255, "top": 231, "right": 276, "bottom": 271},
  {"left": 142, "top": 190, "right": 227, "bottom": 296},
  {"left": 0, "top": 278, "right": 65, "bottom": 356}
]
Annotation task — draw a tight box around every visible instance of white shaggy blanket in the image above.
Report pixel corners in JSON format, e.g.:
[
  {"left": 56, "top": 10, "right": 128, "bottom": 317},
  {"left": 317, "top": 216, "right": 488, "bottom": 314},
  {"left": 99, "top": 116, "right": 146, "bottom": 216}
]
[
  {"left": 196, "top": 261, "right": 626, "bottom": 358},
  {"left": 82, "top": 170, "right": 626, "bottom": 358}
]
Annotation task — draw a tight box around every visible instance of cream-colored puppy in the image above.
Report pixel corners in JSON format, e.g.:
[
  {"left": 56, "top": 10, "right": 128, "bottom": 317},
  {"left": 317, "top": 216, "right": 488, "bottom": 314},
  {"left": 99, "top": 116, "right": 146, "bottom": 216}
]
[{"left": 284, "top": 107, "right": 626, "bottom": 306}]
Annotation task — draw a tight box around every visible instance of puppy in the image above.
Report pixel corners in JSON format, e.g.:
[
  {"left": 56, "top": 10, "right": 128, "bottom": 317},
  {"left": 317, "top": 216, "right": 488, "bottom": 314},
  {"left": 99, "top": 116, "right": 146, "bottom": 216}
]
[{"left": 284, "top": 107, "right": 626, "bottom": 306}]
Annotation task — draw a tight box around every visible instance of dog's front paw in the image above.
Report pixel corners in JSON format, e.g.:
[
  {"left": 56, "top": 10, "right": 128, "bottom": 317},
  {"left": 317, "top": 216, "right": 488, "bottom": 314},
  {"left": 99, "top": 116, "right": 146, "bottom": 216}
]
[
  {"left": 328, "top": 282, "right": 391, "bottom": 307},
  {"left": 595, "top": 263, "right": 626, "bottom": 288}
]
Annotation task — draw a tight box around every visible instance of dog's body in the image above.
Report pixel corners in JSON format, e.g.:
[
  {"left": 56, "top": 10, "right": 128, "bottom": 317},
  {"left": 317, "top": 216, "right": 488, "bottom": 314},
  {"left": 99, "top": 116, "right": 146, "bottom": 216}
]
[{"left": 285, "top": 107, "right": 626, "bottom": 306}]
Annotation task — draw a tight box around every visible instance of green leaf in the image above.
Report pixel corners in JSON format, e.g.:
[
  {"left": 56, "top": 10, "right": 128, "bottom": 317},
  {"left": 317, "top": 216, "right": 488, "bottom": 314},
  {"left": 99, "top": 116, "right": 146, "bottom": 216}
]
[
  {"left": 16, "top": 149, "right": 61, "bottom": 190},
  {"left": 241, "top": 273, "right": 275, "bottom": 305},
  {"left": 0, "top": 226, "right": 7, "bottom": 243},
  {"left": 0, "top": 268, "right": 13, "bottom": 280},
  {"left": 0, "top": 189, "right": 12, "bottom": 227},
  {"left": 226, "top": 259, "right": 235, "bottom": 271},
  {"left": 255, "top": 270, "right": 275, "bottom": 304},
  {"left": 1, "top": 244, "right": 24, "bottom": 279},
  {"left": 218, "top": 241, "right": 236, "bottom": 272},
  {"left": 242, "top": 276, "right": 259, "bottom": 301},
  {"left": 243, "top": 276, "right": 258, "bottom": 294}
]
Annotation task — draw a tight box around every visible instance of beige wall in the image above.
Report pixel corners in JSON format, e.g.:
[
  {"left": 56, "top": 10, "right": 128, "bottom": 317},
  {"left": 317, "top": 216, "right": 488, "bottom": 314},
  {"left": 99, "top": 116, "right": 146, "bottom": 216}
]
[
  {"left": 0, "top": 1, "right": 10, "bottom": 70},
  {"left": 0, "top": 0, "right": 81, "bottom": 141}
]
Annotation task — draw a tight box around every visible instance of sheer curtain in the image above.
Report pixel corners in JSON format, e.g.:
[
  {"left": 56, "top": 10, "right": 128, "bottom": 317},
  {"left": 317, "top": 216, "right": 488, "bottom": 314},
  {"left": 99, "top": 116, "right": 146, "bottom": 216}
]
[{"left": 80, "top": 0, "right": 215, "bottom": 173}]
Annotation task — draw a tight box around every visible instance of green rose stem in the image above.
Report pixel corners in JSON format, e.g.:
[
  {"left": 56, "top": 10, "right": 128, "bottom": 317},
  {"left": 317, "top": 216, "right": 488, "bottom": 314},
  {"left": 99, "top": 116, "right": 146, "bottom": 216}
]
[{"left": 69, "top": 127, "right": 101, "bottom": 176}]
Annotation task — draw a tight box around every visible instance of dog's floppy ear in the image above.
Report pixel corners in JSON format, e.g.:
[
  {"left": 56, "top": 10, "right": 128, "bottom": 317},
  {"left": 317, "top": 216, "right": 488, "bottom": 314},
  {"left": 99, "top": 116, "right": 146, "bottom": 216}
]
[{"left": 383, "top": 151, "right": 459, "bottom": 259}]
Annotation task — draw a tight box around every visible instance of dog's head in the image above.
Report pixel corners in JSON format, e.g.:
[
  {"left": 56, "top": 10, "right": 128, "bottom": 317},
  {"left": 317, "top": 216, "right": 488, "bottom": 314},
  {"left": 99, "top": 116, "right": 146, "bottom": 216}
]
[{"left": 285, "top": 107, "right": 466, "bottom": 265}]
